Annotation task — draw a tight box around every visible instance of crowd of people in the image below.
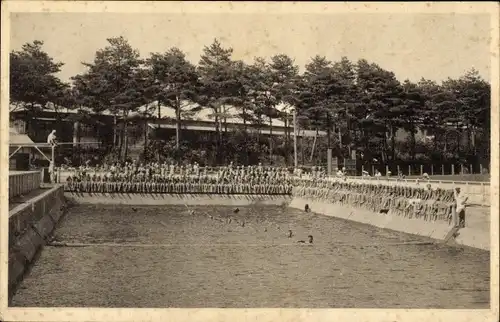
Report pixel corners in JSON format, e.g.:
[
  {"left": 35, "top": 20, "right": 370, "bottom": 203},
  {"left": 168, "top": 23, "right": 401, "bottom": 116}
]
[
  {"left": 294, "top": 179, "right": 457, "bottom": 223},
  {"left": 61, "top": 161, "right": 467, "bottom": 226},
  {"left": 64, "top": 162, "right": 295, "bottom": 195}
]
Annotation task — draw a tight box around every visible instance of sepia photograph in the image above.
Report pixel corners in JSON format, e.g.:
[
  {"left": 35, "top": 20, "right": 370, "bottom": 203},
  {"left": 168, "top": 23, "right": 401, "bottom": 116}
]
[{"left": 1, "top": 1, "right": 498, "bottom": 322}]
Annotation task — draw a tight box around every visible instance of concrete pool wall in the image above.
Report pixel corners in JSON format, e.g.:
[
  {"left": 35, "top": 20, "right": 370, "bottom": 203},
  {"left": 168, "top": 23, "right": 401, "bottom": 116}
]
[
  {"left": 8, "top": 185, "right": 66, "bottom": 294},
  {"left": 64, "top": 191, "right": 490, "bottom": 251},
  {"left": 288, "top": 197, "right": 489, "bottom": 251}
]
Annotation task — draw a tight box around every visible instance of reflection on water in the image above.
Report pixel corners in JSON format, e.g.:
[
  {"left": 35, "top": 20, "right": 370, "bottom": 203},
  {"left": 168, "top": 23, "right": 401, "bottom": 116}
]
[{"left": 11, "top": 205, "right": 490, "bottom": 308}]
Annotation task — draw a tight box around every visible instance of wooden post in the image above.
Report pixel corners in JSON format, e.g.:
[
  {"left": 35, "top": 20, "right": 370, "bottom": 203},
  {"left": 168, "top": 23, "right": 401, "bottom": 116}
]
[
  {"left": 441, "top": 164, "right": 445, "bottom": 175},
  {"left": 372, "top": 165, "right": 375, "bottom": 176},
  {"left": 469, "top": 164, "right": 473, "bottom": 174},
  {"left": 431, "top": 164, "right": 434, "bottom": 175},
  {"left": 451, "top": 164, "right": 455, "bottom": 175},
  {"left": 408, "top": 165, "right": 411, "bottom": 176},
  {"left": 293, "top": 110, "right": 298, "bottom": 168},
  {"left": 50, "top": 145, "right": 56, "bottom": 183},
  {"left": 327, "top": 148, "right": 332, "bottom": 176},
  {"left": 451, "top": 205, "right": 458, "bottom": 227},
  {"left": 420, "top": 164, "right": 423, "bottom": 176},
  {"left": 480, "top": 164, "right": 483, "bottom": 174},
  {"left": 385, "top": 165, "right": 389, "bottom": 175}
]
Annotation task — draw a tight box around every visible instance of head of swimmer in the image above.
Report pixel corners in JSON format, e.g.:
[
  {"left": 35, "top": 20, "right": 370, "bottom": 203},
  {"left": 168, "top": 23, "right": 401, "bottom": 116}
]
[
  {"left": 304, "top": 204, "right": 310, "bottom": 212},
  {"left": 308, "top": 235, "right": 313, "bottom": 243}
]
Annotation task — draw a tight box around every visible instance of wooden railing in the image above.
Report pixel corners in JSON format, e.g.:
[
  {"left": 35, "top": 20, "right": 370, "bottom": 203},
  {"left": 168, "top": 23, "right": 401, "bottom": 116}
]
[{"left": 9, "top": 171, "right": 42, "bottom": 199}]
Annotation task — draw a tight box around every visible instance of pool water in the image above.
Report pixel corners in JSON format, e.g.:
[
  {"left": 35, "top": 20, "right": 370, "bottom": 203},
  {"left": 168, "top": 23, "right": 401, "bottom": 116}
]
[{"left": 10, "top": 204, "right": 490, "bottom": 308}]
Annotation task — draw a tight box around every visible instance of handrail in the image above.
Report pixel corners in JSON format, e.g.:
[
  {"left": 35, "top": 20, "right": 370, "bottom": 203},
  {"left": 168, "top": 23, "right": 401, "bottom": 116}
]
[{"left": 332, "top": 176, "right": 490, "bottom": 186}]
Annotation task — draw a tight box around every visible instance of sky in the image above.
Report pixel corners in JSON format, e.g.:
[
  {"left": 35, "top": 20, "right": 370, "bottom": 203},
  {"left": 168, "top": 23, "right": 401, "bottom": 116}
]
[{"left": 10, "top": 12, "right": 491, "bottom": 84}]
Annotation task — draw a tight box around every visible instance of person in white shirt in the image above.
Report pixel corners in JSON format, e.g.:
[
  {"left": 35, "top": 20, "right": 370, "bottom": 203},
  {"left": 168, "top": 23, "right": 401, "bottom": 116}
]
[
  {"left": 47, "top": 130, "right": 57, "bottom": 146},
  {"left": 454, "top": 187, "right": 468, "bottom": 228}
]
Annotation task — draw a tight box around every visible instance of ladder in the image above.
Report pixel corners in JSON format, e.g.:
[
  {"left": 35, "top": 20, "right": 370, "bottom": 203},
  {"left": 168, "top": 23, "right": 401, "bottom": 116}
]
[{"left": 443, "top": 226, "right": 461, "bottom": 244}]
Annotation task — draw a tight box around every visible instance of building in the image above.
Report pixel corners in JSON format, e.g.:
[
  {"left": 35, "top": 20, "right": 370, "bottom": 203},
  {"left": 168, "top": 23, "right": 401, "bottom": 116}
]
[{"left": 9, "top": 101, "right": 325, "bottom": 145}]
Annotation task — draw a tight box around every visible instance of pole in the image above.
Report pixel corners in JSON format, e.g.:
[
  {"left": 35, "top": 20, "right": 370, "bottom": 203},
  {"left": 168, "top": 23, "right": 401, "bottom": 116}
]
[
  {"left": 327, "top": 148, "right": 332, "bottom": 175},
  {"left": 50, "top": 145, "right": 55, "bottom": 183},
  {"left": 293, "top": 109, "right": 298, "bottom": 168}
]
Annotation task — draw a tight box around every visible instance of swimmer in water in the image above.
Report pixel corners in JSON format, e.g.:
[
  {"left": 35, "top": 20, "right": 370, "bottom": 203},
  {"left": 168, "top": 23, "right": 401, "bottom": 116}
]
[
  {"left": 288, "top": 230, "right": 293, "bottom": 238},
  {"left": 233, "top": 208, "right": 240, "bottom": 214},
  {"left": 297, "top": 235, "right": 314, "bottom": 244},
  {"left": 304, "top": 204, "right": 310, "bottom": 212}
]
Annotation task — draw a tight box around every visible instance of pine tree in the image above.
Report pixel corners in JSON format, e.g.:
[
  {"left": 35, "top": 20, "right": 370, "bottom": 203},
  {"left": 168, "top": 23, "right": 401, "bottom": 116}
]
[
  {"left": 10, "top": 40, "right": 66, "bottom": 136},
  {"left": 196, "top": 39, "right": 236, "bottom": 163},
  {"left": 73, "top": 36, "right": 147, "bottom": 160},
  {"left": 146, "top": 47, "right": 199, "bottom": 150}
]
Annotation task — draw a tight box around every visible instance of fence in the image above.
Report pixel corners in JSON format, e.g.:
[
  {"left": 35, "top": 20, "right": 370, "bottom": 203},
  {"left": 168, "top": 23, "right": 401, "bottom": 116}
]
[
  {"left": 9, "top": 171, "right": 42, "bottom": 199},
  {"left": 361, "top": 163, "right": 489, "bottom": 176}
]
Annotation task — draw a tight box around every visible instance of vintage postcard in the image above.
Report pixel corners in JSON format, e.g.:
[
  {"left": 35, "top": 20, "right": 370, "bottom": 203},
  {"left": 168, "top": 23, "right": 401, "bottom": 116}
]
[{"left": 1, "top": 1, "right": 498, "bottom": 322}]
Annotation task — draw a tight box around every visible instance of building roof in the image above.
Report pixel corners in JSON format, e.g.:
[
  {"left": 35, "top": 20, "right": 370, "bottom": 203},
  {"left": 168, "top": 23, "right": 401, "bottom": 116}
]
[
  {"left": 149, "top": 123, "right": 325, "bottom": 137},
  {"left": 9, "top": 127, "right": 34, "bottom": 145},
  {"left": 10, "top": 100, "right": 292, "bottom": 128},
  {"left": 133, "top": 101, "right": 288, "bottom": 128}
]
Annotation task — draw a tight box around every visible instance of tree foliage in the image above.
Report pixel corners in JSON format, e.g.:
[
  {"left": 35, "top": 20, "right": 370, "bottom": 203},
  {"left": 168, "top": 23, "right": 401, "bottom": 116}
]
[{"left": 9, "top": 38, "right": 491, "bottom": 168}]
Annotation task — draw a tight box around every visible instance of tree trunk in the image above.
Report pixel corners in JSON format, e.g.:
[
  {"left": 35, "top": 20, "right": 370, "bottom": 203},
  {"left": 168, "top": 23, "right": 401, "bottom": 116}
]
[
  {"left": 390, "top": 125, "right": 396, "bottom": 161},
  {"left": 284, "top": 116, "right": 289, "bottom": 166},
  {"left": 73, "top": 121, "right": 80, "bottom": 148},
  {"left": 113, "top": 115, "right": 117, "bottom": 148},
  {"left": 269, "top": 117, "right": 273, "bottom": 163},
  {"left": 157, "top": 101, "right": 161, "bottom": 162},
  {"left": 143, "top": 117, "right": 148, "bottom": 161},
  {"left": 223, "top": 105, "right": 228, "bottom": 134},
  {"left": 175, "top": 97, "right": 181, "bottom": 150},
  {"left": 118, "top": 122, "right": 123, "bottom": 161},
  {"left": 243, "top": 107, "right": 247, "bottom": 132},
  {"left": 326, "top": 114, "right": 331, "bottom": 149},
  {"left": 410, "top": 124, "right": 416, "bottom": 161},
  {"left": 214, "top": 106, "right": 220, "bottom": 164},
  {"left": 471, "top": 126, "right": 476, "bottom": 156},
  {"left": 124, "top": 126, "right": 129, "bottom": 161}
]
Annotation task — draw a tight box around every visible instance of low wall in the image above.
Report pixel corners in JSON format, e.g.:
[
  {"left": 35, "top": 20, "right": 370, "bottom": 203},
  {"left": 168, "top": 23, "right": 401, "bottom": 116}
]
[
  {"left": 9, "top": 171, "right": 42, "bottom": 199},
  {"left": 289, "top": 197, "right": 489, "bottom": 251},
  {"left": 65, "top": 192, "right": 292, "bottom": 206},
  {"left": 8, "top": 185, "right": 66, "bottom": 294}
]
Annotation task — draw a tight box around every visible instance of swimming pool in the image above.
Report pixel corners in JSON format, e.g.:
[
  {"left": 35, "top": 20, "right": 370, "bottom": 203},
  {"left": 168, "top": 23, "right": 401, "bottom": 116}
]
[{"left": 10, "top": 204, "right": 490, "bottom": 308}]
